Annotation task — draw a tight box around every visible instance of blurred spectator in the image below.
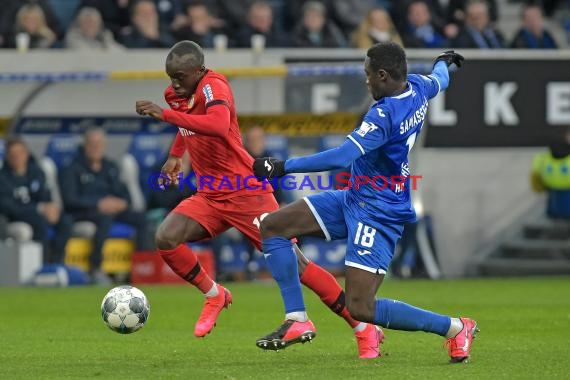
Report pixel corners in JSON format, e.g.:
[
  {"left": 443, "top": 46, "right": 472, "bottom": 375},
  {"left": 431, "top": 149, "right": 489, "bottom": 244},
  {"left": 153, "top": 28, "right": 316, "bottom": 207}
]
[
  {"left": 351, "top": 7, "right": 402, "bottom": 49},
  {"left": 390, "top": 0, "right": 448, "bottom": 37},
  {"left": 79, "top": 0, "right": 132, "bottom": 39},
  {"left": 511, "top": 4, "right": 558, "bottom": 49},
  {"left": 5, "top": 4, "right": 57, "bottom": 49},
  {"left": 293, "top": 1, "right": 347, "bottom": 48},
  {"left": 171, "top": 2, "right": 219, "bottom": 48},
  {"left": 65, "top": 7, "right": 124, "bottom": 50},
  {"left": 447, "top": 0, "right": 498, "bottom": 26},
  {"left": 152, "top": 0, "right": 184, "bottom": 28},
  {"left": 0, "top": 0, "right": 64, "bottom": 47},
  {"left": 330, "top": 0, "right": 377, "bottom": 36},
  {"left": 244, "top": 126, "right": 293, "bottom": 205},
  {"left": 120, "top": 0, "right": 176, "bottom": 48},
  {"left": 59, "top": 128, "right": 150, "bottom": 284},
  {"left": 214, "top": 0, "right": 251, "bottom": 36},
  {"left": 402, "top": 0, "right": 446, "bottom": 48},
  {"left": 0, "top": 137, "right": 72, "bottom": 264},
  {"left": 451, "top": 0, "right": 504, "bottom": 48},
  {"left": 236, "top": 0, "right": 290, "bottom": 48},
  {"left": 531, "top": 128, "right": 570, "bottom": 219}
]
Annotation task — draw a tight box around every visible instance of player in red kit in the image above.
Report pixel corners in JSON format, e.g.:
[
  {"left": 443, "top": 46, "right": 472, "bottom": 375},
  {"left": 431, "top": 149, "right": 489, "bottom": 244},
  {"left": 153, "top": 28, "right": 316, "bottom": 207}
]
[{"left": 135, "top": 41, "right": 382, "bottom": 358}]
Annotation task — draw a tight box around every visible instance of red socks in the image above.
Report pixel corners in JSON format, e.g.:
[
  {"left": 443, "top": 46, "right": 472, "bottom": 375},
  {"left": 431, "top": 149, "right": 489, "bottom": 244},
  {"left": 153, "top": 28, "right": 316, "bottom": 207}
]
[
  {"left": 300, "top": 261, "right": 360, "bottom": 328},
  {"left": 159, "top": 244, "right": 214, "bottom": 294}
]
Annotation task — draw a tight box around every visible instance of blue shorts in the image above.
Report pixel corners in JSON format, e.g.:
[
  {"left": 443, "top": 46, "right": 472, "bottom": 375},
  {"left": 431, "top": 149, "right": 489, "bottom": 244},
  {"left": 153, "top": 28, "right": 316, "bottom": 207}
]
[{"left": 303, "top": 190, "right": 404, "bottom": 274}]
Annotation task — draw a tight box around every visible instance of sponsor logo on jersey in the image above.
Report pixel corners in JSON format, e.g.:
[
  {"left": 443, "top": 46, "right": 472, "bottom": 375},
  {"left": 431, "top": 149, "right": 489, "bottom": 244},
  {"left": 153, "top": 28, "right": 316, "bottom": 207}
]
[
  {"left": 356, "top": 121, "right": 378, "bottom": 137},
  {"left": 203, "top": 84, "right": 214, "bottom": 103},
  {"left": 377, "top": 108, "right": 386, "bottom": 117}
]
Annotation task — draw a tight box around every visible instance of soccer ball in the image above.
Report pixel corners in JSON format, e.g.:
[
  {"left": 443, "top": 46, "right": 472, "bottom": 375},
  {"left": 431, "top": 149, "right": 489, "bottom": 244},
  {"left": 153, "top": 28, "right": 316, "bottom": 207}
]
[{"left": 101, "top": 285, "right": 150, "bottom": 334}]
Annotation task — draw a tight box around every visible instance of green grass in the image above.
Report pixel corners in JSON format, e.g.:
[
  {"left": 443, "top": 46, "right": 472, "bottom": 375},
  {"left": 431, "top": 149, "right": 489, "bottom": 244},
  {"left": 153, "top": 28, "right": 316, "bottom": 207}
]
[{"left": 1, "top": 277, "right": 569, "bottom": 379}]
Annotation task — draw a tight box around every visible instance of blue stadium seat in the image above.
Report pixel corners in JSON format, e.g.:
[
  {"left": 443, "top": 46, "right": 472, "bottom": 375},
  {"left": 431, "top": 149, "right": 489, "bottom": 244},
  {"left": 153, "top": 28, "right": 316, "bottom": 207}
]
[
  {"left": 265, "top": 134, "right": 289, "bottom": 160},
  {"left": 108, "top": 222, "right": 136, "bottom": 239},
  {"left": 127, "top": 134, "right": 165, "bottom": 200},
  {"left": 299, "top": 237, "right": 346, "bottom": 272},
  {"left": 44, "top": 134, "right": 80, "bottom": 169}
]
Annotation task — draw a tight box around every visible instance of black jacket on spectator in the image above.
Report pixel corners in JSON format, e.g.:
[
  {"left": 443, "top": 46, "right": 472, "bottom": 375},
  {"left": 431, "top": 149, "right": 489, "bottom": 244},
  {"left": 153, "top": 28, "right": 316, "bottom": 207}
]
[
  {"left": 59, "top": 150, "right": 130, "bottom": 214},
  {"left": 0, "top": 157, "right": 51, "bottom": 220},
  {"left": 120, "top": 26, "right": 175, "bottom": 48},
  {"left": 510, "top": 28, "right": 558, "bottom": 49},
  {"left": 292, "top": 22, "right": 347, "bottom": 48},
  {"left": 236, "top": 25, "right": 291, "bottom": 48},
  {"left": 452, "top": 26, "right": 504, "bottom": 48}
]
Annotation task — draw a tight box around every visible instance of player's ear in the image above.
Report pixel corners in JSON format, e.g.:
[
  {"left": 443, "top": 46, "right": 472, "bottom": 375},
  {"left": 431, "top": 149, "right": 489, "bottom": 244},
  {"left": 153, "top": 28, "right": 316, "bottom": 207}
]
[{"left": 377, "top": 69, "right": 388, "bottom": 80}]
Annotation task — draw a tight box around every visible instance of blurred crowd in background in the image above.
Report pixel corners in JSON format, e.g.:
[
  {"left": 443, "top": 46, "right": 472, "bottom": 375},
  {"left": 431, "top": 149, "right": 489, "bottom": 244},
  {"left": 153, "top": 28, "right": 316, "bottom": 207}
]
[{"left": 0, "top": 0, "right": 569, "bottom": 51}]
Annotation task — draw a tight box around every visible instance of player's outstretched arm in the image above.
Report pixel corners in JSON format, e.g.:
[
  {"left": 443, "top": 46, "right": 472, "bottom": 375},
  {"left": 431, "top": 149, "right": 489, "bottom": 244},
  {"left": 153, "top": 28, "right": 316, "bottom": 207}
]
[
  {"left": 135, "top": 100, "right": 230, "bottom": 138},
  {"left": 430, "top": 50, "right": 464, "bottom": 92},
  {"left": 253, "top": 139, "right": 362, "bottom": 180}
]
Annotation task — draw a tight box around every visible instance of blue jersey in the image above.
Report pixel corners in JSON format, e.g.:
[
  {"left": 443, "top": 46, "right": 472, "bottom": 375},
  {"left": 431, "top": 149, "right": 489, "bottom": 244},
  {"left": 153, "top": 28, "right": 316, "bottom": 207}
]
[{"left": 345, "top": 73, "right": 442, "bottom": 223}]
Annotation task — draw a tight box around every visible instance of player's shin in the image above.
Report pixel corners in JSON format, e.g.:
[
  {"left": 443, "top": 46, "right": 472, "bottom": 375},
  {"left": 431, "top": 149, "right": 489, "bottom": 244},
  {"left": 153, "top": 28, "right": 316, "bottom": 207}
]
[
  {"left": 263, "top": 237, "right": 308, "bottom": 321},
  {"left": 374, "top": 298, "right": 451, "bottom": 336},
  {"left": 300, "top": 261, "right": 360, "bottom": 328},
  {"left": 159, "top": 244, "right": 217, "bottom": 295}
]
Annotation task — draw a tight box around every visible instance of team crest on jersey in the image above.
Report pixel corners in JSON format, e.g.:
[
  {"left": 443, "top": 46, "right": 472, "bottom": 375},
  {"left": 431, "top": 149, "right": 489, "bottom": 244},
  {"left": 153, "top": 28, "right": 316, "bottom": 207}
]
[
  {"left": 169, "top": 101, "right": 179, "bottom": 108},
  {"left": 188, "top": 95, "right": 195, "bottom": 109},
  {"left": 356, "top": 121, "right": 378, "bottom": 137},
  {"left": 202, "top": 84, "right": 214, "bottom": 102}
]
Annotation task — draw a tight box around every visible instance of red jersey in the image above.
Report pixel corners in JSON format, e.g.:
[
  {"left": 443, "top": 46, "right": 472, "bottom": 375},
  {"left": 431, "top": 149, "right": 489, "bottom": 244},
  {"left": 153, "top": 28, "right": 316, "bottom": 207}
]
[{"left": 163, "top": 69, "right": 272, "bottom": 199}]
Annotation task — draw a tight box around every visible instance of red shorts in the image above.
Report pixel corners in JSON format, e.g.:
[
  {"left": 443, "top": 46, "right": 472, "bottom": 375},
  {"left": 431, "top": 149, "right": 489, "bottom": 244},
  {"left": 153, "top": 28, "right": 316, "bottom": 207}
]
[{"left": 171, "top": 192, "right": 279, "bottom": 251}]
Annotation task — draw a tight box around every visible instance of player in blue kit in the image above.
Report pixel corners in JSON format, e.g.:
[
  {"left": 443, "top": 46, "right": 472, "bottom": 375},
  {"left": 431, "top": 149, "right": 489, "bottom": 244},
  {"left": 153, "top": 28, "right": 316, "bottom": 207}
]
[{"left": 252, "top": 42, "right": 479, "bottom": 363}]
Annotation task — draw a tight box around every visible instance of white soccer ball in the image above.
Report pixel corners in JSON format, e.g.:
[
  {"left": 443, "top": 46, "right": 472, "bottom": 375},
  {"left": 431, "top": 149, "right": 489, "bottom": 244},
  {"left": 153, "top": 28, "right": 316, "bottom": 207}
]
[{"left": 101, "top": 285, "right": 150, "bottom": 334}]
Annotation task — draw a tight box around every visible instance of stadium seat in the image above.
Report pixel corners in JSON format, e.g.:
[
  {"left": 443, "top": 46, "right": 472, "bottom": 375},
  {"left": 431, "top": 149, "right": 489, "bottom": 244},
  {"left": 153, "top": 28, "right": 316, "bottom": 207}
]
[
  {"left": 265, "top": 134, "right": 289, "bottom": 160},
  {"left": 120, "top": 134, "right": 165, "bottom": 211},
  {"left": 44, "top": 134, "right": 80, "bottom": 169}
]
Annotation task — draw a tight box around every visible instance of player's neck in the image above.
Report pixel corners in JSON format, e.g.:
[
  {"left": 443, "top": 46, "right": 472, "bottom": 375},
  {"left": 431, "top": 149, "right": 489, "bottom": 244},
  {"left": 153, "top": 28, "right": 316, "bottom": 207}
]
[{"left": 390, "top": 81, "right": 408, "bottom": 97}]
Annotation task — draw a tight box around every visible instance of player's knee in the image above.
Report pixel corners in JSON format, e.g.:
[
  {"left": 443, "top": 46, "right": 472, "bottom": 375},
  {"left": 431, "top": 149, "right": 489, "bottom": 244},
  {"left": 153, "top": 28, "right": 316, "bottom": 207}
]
[
  {"left": 155, "top": 223, "right": 182, "bottom": 250},
  {"left": 259, "top": 213, "right": 281, "bottom": 238}
]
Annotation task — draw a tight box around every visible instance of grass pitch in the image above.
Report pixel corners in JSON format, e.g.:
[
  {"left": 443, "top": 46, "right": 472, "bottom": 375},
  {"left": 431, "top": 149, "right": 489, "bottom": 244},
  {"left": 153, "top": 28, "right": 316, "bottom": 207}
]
[{"left": 1, "top": 277, "right": 569, "bottom": 379}]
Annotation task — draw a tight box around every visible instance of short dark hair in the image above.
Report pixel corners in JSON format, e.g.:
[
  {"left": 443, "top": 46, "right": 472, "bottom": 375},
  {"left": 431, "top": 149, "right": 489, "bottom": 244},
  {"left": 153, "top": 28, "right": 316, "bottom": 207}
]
[
  {"left": 167, "top": 40, "right": 204, "bottom": 70},
  {"left": 367, "top": 42, "right": 407, "bottom": 81}
]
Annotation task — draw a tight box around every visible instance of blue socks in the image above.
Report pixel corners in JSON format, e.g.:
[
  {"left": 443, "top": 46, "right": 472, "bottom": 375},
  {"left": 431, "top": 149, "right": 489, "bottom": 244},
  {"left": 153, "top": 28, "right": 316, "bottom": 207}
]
[
  {"left": 262, "top": 237, "right": 306, "bottom": 313},
  {"left": 374, "top": 298, "right": 451, "bottom": 336}
]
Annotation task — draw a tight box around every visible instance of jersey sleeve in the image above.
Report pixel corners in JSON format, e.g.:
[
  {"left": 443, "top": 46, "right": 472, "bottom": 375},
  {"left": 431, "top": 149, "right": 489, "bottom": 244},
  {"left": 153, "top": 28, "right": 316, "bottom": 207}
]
[
  {"left": 414, "top": 61, "right": 449, "bottom": 99},
  {"left": 347, "top": 106, "right": 391, "bottom": 155},
  {"left": 201, "top": 78, "right": 231, "bottom": 109}
]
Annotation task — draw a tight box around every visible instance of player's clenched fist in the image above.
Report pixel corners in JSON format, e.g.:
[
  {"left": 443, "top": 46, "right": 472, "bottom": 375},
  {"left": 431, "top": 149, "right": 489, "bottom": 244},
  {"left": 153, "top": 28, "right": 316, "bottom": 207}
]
[
  {"left": 136, "top": 100, "right": 164, "bottom": 120},
  {"left": 253, "top": 157, "right": 285, "bottom": 181},
  {"left": 162, "top": 155, "right": 182, "bottom": 185},
  {"left": 433, "top": 50, "right": 464, "bottom": 68}
]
